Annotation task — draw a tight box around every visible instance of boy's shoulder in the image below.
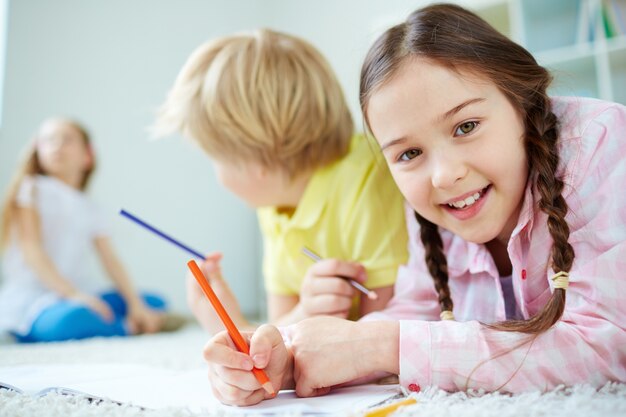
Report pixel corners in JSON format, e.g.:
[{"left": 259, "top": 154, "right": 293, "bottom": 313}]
[{"left": 322, "top": 134, "right": 384, "bottom": 177}]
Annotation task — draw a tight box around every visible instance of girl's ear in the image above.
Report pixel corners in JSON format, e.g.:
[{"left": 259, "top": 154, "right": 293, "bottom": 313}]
[{"left": 84, "top": 144, "right": 94, "bottom": 170}]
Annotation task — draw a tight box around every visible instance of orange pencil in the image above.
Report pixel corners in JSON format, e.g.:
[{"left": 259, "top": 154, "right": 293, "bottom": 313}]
[{"left": 187, "top": 260, "right": 275, "bottom": 395}]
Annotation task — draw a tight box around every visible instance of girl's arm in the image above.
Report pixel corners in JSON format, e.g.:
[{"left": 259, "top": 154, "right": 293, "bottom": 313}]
[
  {"left": 93, "top": 236, "right": 145, "bottom": 308},
  {"left": 287, "top": 317, "right": 399, "bottom": 397},
  {"left": 16, "top": 206, "right": 80, "bottom": 297},
  {"left": 15, "top": 206, "right": 113, "bottom": 320},
  {"left": 94, "top": 236, "right": 162, "bottom": 333}
]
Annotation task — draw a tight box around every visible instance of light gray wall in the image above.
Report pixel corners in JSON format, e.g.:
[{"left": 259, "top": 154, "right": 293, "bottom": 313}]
[{"left": 0, "top": 0, "right": 427, "bottom": 317}]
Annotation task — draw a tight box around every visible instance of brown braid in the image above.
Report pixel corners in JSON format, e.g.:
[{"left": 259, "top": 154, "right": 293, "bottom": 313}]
[
  {"left": 415, "top": 212, "right": 453, "bottom": 314},
  {"left": 488, "top": 94, "right": 574, "bottom": 333}
]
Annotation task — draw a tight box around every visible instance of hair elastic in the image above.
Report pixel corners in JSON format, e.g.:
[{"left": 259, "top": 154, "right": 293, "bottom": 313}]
[
  {"left": 551, "top": 271, "right": 569, "bottom": 290},
  {"left": 440, "top": 310, "right": 455, "bottom": 321}
]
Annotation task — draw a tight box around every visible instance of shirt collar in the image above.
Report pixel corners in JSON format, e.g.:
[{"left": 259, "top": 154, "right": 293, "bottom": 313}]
[{"left": 446, "top": 177, "right": 536, "bottom": 278}]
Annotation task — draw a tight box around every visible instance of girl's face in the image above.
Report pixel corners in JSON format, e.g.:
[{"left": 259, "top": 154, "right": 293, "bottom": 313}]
[
  {"left": 36, "top": 119, "right": 92, "bottom": 184},
  {"left": 367, "top": 58, "right": 528, "bottom": 245}
]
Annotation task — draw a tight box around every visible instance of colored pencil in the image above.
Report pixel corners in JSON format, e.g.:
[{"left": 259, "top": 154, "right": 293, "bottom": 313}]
[
  {"left": 119, "top": 209, "right": 205, "bottom": 259},
  {"left": 364, "top": 397, "right": 417, "bottom": 417},
  {"left": 187, "top": 260, "right": 275, "bottom": 396},
  {"left": 301, "top": 247, "right": 378, "bottom": 300}
]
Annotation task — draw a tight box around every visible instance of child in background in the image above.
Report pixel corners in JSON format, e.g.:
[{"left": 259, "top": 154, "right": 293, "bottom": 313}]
[
  {"left": 0, "top": 118, "right": 168, "bottom": 342},
  {"left": 200, "top": 4, "right": 626, "bottom": 405},
  {"left": 155, "top": 29, "right": 408, "bottom": 333}
]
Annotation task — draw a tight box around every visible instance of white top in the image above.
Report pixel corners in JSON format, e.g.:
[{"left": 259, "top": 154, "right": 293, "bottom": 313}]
[{"left": 0, "top": 175, "right": 109, "bottom": 335}]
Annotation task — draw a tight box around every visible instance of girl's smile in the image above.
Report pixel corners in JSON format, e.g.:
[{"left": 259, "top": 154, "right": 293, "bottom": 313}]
[
  {"left": 441, "top": 184, "right": 491, "bottom": 221},
  {"left": 367, "top": 57, "right": 529, "bottom": 245}
]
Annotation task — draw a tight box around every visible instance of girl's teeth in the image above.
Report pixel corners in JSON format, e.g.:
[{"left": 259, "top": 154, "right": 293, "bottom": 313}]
[{"left": 449, "top": 191, "right": 483, "bottom": 209}]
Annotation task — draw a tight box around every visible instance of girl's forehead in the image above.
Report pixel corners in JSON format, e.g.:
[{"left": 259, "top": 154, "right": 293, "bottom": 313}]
[{"left": 38, "top": 120, "right": 83, "bottom": 139}]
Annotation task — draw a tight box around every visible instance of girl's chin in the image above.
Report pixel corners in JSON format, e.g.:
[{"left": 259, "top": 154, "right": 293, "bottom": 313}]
[{"left": 446, "top": 224, "right": 498, "bottom": 244}]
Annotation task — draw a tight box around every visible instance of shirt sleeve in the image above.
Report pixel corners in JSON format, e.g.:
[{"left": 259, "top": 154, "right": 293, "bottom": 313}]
[
  {"left": 393, "top": 103, "right": 626, "bottom": 393},
  {"left": 342, "top": 160, "right": 409, "bottom": 289},
  {"left": 361, "top": 202, "right": 441, "bottom": 323},
  {"left": 89, "top": 202, "right": 110, "bottom": 238}
]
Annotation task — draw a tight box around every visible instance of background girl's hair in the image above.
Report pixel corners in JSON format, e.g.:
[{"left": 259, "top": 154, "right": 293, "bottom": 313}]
[
  {"left": 0, "top": 119, "right": 94, "bottom": 250},
  {"left": 360, "top": 3, "right": 574, "bottom": 334}
]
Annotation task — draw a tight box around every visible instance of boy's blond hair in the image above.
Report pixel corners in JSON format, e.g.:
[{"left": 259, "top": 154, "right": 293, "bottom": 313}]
[{"left": 155, "top": 29, "right": 353, "bottom": 178}]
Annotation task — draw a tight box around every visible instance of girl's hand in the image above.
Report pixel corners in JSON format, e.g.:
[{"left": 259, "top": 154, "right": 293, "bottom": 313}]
[
  {"left": 69, "top": 292, "right": 114, "bottom": 323},
  {"left": 204, "top": 324, "right": 293, "bottom": 406},
  {"left": 289, "top": 317, "right": 399, "bottom": 397},
  {"left": 126, "top": 301, "right": 163, "bottom": 334},
  {"left": 299, "top": 259, "right": 367, "bottom": 319},
  {"left": 186, "top": 252, "right": 248, "bottom": 334}
]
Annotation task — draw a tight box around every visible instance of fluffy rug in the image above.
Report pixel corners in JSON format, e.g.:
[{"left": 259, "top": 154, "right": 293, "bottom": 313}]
[{"left": 1, "top": 324, "right": 625, "bottom": 417}]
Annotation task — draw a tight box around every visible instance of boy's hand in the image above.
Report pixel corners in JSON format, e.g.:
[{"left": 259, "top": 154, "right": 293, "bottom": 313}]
[
  {"left": 204, "top": 324, "right": 293, "bottom": 406},
  {"left": 186, "top": 252, "right": 247, "bottom": 334},
  {"left": 299, "top": 259, "right": 367, "bottom": 319}
]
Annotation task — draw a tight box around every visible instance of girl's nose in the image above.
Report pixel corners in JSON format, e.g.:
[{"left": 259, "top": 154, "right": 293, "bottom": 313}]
[
  {"left": 48, "top": 135, "right": 70, "bottom": 151},
  {"left": 430, "top": 150, "right": 467, "bottom": 189}
]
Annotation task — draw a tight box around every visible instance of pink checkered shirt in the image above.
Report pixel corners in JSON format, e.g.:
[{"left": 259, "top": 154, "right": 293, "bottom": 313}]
[{"left": 363, "top": 97, "right": 626, "bottom": 393}]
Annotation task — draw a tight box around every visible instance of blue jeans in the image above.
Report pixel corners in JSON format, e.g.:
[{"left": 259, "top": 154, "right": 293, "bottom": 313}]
[{"left": 15, "top": 291, "right": 166, "bottom": 343}]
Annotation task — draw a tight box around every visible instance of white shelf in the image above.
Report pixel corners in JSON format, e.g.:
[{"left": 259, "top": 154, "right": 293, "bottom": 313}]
[{"left": 470, "top": 0, "right": 625, "bottom": 105}]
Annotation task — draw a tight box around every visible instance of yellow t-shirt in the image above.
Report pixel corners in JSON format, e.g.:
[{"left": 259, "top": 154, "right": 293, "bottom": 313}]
[{"left": 257, "top": 135, "right": 408, "bottom": 319}]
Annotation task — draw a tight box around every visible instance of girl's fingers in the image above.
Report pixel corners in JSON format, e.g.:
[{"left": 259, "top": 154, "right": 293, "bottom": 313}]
[
  {"left": 213, "top": 365, "right": 262, "bottom": 391},
  {"left": 212, "top": 377, "right": 255, "bottom": 404},
  {"left": 249, "top": 324, "right": 283, "bottom": 368},
  {"left": 204, "top": 339, "right": 254, "bottom": 370}
]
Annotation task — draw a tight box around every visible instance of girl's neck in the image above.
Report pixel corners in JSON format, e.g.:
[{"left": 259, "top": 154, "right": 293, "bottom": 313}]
[
  {"left": 49, "top": 172, "right": 84, "bottom": 190},
  {"left": 485, "top": 238, "right": 512, "bottom": 277}
]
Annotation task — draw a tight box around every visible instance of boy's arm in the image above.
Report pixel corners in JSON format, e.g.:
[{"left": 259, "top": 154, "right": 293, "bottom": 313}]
[
  {"left": 358, "top": 284, "right": 394, "bottom": 316},
  {"left": 266, "top": 293, "right": 303, "bottom": 325},
  {"left": 186, "top": 254, "right": 255, "bottom": 334}
]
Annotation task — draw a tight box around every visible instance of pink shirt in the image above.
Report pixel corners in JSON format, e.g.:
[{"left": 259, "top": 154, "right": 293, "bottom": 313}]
[{"left": 363, "top": 97, "right": 626, "bottom": 393}]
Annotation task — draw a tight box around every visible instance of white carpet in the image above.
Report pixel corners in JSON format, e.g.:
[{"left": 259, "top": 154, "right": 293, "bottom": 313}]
[{"left": 1, "top": 324, "right": 625, "bottom": 417}]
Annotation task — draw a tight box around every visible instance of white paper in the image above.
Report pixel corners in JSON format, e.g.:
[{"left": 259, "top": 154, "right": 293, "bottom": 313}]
[{"left": 0, "top": 363, "right": 401, "bottom": 414}]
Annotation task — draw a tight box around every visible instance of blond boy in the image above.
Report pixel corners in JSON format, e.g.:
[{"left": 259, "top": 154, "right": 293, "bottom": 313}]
[{"left": 155, "top": 29, "right": 408, "bottom": 333}]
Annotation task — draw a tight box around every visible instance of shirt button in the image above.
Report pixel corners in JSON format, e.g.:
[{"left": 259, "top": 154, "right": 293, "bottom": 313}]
[
  {"left": 408, "top": 383, "right": 421, "bottom": 392},
  {"left": 521, "top": 269, "right": 527, "bottom": 280}
]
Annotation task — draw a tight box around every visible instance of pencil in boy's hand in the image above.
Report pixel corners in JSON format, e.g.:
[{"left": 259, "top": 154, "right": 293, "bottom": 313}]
[
  {"left": 301, "top": 247, "right": 378, "bottom": 300},
  {"left": 119, "top": 209, "right": 206, "bottom": 260},
  {"left": 187, "top": 260, "right": 275, "bottom": 396}
]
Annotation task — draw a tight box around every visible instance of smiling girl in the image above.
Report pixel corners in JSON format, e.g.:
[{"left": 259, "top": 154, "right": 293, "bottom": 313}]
[{"left": 198, "top": 4, "right": 626, "bottom": 404}]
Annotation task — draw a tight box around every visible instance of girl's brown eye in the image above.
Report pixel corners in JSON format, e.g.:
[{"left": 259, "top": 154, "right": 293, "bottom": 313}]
[
  {"left": 456, "top": 121, "right": 477, "bottom": 135},
  {"left": 400, "top": 149, "right": 422, "bottom": 161}
]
